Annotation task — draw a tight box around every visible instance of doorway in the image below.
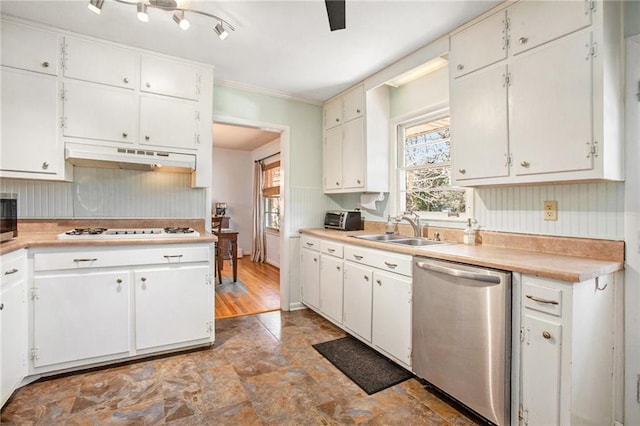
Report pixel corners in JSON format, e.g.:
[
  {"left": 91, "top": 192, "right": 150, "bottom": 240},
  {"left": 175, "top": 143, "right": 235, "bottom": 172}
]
[{"left": 211, "top": 120, "right": 285, "bottom": 319}]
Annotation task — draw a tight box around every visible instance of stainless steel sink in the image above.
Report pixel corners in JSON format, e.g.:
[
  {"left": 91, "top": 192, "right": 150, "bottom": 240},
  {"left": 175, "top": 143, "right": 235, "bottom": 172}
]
[
  {"left": 388, "top": 238, "right": 447, "bottom": 247},
  {"left": 352, "top": 234, "right": 408, "bottom": 241},
  {"left": 352, "top": 234, "right": 448, "bottom": 246}
]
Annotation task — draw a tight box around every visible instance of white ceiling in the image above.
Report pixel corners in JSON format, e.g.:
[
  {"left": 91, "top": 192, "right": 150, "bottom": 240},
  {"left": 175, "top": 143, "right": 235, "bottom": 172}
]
[
  {"left": 0, "top": 0, "right": 500, "bottom": 103},
  {"left": 213, "top": 123, "right": 280, "bottom": 150}
]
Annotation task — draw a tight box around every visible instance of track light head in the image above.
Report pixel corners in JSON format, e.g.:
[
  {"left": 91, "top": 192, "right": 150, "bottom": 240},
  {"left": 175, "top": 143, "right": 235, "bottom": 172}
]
[
  {"left": 87, "top": 0, "right": 104, "bottom": 14},
  {"left": 172, "top": 11, "right": 190, "bottom": 30},
  {"left": 137, "top": 3, "right": 149, "bottom": 22},
  {"left": 214, "top": 22, "right": 228, "bottom": 40}
]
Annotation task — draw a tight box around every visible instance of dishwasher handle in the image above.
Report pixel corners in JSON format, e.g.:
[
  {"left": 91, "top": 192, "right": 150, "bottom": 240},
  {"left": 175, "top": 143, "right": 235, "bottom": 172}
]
[{"left": 415, "top": 260, "right": 502, "bottom": 284}]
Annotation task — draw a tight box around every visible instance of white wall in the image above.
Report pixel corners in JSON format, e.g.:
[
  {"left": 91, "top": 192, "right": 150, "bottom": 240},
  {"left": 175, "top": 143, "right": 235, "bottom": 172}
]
[{"left": 211, "top": 148, "right": 253, "bottom": 253}]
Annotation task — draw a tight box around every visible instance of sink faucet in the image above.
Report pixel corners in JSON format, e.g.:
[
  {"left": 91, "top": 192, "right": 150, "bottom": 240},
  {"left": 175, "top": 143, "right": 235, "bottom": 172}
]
[{"left": 395, "top": 211, "right": 421, "bottom": 237}]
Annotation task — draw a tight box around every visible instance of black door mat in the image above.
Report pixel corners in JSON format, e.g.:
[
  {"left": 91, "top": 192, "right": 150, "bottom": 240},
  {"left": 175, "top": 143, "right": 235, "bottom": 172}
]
[{"left": 312, "top": 335, "right": 413, "bottom": 395}]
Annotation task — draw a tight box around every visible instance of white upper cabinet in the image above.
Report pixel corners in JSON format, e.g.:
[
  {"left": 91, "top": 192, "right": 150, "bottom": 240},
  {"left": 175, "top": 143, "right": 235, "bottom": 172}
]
[
  {"left": 342, "top": 118, "right": 365, "bottom": 189},
  {"left": 324, "top": 98, "right": 342, "bottom": 130},
  {"left": 342, "top": 86, "right": 365, "bottom": 123},
  {"left": 139, "top": 95, "right": 199, "bottom": 150},
  {"left": 1, "top": 21, "right": 59, "bottom": 75},
  {"left": 323, "top": 127, "right": 343, "bottom": 189},
  {"left": 63, "top": 80, "right": 137, "bottom": 144},
  {"left": 63, "top": 37, "right": 137, "bottom": 89},
  {"left": 509, "top": 0, "right": 592, "bottom": 55},
  {"left": 140, "top": 55, "right": 201, "bottom": 101},
  {"left": 450, "top": 11, "right": 507, "bottom": 78}
]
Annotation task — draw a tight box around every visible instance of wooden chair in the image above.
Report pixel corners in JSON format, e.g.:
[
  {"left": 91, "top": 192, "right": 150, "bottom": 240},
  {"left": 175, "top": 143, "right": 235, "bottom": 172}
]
[{"left": 211, "top": 216, "right": 224, "bottom": 284}]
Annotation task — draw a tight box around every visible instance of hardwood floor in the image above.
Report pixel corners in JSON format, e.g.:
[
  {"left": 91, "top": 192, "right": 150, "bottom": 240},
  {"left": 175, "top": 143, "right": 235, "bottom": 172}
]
[{"left": 215, "top": 255, "right": 280, "bottom": 319}]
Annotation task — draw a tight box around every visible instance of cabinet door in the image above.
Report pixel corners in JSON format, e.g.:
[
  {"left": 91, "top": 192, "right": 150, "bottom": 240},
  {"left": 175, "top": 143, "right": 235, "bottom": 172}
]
[
  {"left": 1, "top": 21, "right": 58, "bottom": 75},
  {"left": 342, "top": 86, "right": 365, "bottom": 123},
  {"left": 451, "top": 65, "right": 509, "bottom": 182},
  {"left": 509, "top": 1, "right": 591, "bottom": 56},
  {"left": 343, "top": 262, "right": 372, "bottom": 342},
  {"left": 64, "top": 80, "right": 137, "bottom": 143},
  {"left": 1, "top": 68, "right": 62, "bottom": 175},
  {"left": 324, "top": 126, "right": 343, "bottom": 190},
  {"left": 1, "top": 274, "right": 27, "bottom": 405},
  {"left": 33, "top": 272, "right": 130, "bottom": 368},
  {"left": 134, "top": 265, "right": 211, "bottom": 350},
  {"left": 64, "top": 37, "right": 137, "bottom": 89},
  {"left": 301, "top": 248, "right": 320, "bottom": 310},
  {"left": 521, "top": 313, "right": 562, "bottom": 426},
  {"left": 342, "top": 118, "right": 365, "bottom": 189},
  {"left": 139, "top": 95, "right": 199, "bottom": 150},
  {"left": 324, "top": 97, "right": 342, "bottom": 129},
  {"left": 511, "top": 32, "right": 593, "bottom": 176},
  {"left": 372, "top": 270, "right": 412, "bottom": 365},
  {"left": 319, "top": 255, "right": 343, "bottom": 324},
  {"left": 450, "top": 11, "right": 507, "bottom": 78},
  {"left": 140, "top": 55, "right": 200, "bottom": 100}
]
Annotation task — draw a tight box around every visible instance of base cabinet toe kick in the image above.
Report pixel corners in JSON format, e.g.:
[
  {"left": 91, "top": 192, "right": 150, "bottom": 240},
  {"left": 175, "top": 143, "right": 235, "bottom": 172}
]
[{"left": 1, "top": 243, "right": 214, "bottom": 407}]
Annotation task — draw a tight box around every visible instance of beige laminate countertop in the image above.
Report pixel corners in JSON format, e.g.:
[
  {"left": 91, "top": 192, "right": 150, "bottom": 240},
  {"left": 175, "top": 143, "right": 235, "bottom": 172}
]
[
  {"left": 0, "top": 230, "right": 216, "bottom": 256},
  {"left": 300, "top": 228, "right": 623, "bottom": 283}
]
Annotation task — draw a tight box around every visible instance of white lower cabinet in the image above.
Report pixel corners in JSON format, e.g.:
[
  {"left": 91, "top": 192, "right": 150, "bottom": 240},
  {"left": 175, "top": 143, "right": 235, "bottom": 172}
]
[
  {"left": 300, "top": 236, "right": 321, "bottom": 310},
  {"left": 33, "top": 271, "right": 130, "bottom": 368},
  {"left": 30, "top": 243, "right": 213, "bottom": 375},
  {"left": 519, "top": 273, "right": 615, "bottom": 426},
  {"left": 319, "top": 255, "right": 343, "bottom": 324},
  {"left": 134, "top": 266, "right": 211, "bottom": 351},
  {"left": 343, "top": 262, "right": 372, "bottom": 342},
  {"left": 1, "top": 250, "right": 28, "bottom": 407}
]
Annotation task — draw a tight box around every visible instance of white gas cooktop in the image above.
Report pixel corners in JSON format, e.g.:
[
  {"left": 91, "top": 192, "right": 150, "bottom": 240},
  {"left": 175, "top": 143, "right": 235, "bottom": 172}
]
[{"left": 56, "top": 227, "right": 200, "bottom": 240}]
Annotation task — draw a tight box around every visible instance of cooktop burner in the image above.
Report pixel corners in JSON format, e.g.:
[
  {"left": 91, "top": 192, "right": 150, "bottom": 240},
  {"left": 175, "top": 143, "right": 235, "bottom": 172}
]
[{"left": 57, "top": 227, "right": 200, "bottom": 240}]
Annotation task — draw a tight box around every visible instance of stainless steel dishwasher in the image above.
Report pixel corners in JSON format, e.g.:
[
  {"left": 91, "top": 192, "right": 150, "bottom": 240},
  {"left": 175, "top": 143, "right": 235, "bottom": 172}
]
[{"left": 413, "top": 257, "right": 511, "bottom": 426}]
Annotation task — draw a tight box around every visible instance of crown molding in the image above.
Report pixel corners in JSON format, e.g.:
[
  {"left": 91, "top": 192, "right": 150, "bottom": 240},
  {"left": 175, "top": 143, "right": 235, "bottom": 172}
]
[{"left": 215, "top": 80, "right": 323, "bottom": 106}]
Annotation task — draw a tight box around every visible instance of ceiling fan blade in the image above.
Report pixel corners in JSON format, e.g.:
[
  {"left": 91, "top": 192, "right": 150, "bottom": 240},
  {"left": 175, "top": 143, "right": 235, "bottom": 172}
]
[{"left": 325, "top": 0, "right": 346, "bottom": 31}]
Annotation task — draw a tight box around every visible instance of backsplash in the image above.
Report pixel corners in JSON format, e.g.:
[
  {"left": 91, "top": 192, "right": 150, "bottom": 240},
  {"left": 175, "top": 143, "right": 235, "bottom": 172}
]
[{"left": 0, "top": 167, "right": 205, "bottom": 218}]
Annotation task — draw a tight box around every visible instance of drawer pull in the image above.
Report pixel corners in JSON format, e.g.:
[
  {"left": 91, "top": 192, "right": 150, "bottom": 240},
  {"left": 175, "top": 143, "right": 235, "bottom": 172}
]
[
  {"left": 525, "top": 294, "right": 559, "bottom": 305},
  {"left": 384, "top": 262, "right": 398, "bottom": 269},
  {"left": 4, "top": 268, "right": 18, "bottom": 275},
  {"left": 327, "top": 248, "right": 335, "bottom": 253},
  {"left": 306, "top": 242, "right": 314, "bottom": 247},
  {"left": 163, "top": 254, "right": 184, "bottom": 259},
  {"left": 353, "top": 254, "right": 363, "bottom": 260},
  {"left": 74, "top": 258, "right": 97, "bottom": 262},
  {"left": 542, "top": 331, "right": 551, "bottom": 340}
]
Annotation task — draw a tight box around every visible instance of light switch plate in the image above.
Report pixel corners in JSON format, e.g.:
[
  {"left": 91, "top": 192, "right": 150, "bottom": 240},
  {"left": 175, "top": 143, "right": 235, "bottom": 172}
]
[{"left": 543, "top": 200, "right": 558, "bottom": 221}]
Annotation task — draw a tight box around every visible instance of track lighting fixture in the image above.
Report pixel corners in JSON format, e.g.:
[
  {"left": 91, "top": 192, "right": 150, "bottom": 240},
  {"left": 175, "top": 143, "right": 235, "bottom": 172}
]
[
  {"left": 91, "top": 0, "right": 235, "bottom": 39},
  {"left": 213, "top": 22, "right": 228, "bottom": 40},
  {"left": 136, "top": 2, "right": 149, "bottom": 22},
  {"left": 87, "top": 0, "right": 104, "bottom": 14}
]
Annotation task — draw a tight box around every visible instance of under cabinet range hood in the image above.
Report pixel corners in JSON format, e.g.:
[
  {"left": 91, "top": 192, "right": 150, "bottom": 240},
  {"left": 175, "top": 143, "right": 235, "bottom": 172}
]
[{"left": 65, "top": 142, "right": 196, "bottom": 173}]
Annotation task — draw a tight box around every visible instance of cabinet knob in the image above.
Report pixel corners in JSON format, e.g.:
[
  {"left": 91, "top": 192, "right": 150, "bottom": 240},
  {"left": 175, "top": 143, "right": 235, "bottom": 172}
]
[
  {"left": 364, "top": 275, "right": 369, "bottom": 281},
  {"left": 356, "top": 179, "right": 361, "bottom": 184},
  {"left": 335, "top": 118, "right": 340, "bottom": 122},
  {"left": 42, "top": 61, "right": 50, "bottom": 68},
  {"left": 116, "top": 279, "right": 123, "bottom": 284},
  {"left": 145, "top": 136, "right": 150, "bottom": 141},
  {"left": 146, "top": 82, "right": 151, "bottom": 88},
  {"left": 0, "top": 303, "right": 4, "bottom": 310},
  {"left": 42, "top": 162, "right": 49, "bottom": 170},
  {"left": 457, "top": 64, "right": 464, "bottom": 71},
  {"left": 141, "top": 277, "right": 147, "bottom": 282},
  {"left": 122, "top": 132, "right": 128, "bottom": 138},
  {"left": 520, "top": 161, "right": 530, "bottom": 168},
  {"left": 356, "top": 109, "right": 361, "bottom": 113},
  {"left": 313, "top": 257, "right": 318, "bottom": 262},
  {"left": 376, "top": 279, "right": 382, "bottom": 286},
  {"left": 336, "top": 266, "right": 341, "bottom": 271},
  {"left": 519, "top": 37, "right": 529, "bottom": 45},
  {"left": 123, "top": 77, "right": 129, "bottom": 84},
  {"left": 335, "top": 181, "right": 339, "bottom": 186},
  {"left": 458, "top": 168, "right": 466, "bottom": 174},
  {"left": 542, "top": 331, "right": 551, "bottom": 340}
]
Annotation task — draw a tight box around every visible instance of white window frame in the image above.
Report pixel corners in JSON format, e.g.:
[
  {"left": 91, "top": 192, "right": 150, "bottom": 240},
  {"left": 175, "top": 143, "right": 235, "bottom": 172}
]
[{"left": 392, "top": 106, "right": 473, "bottom": 222}]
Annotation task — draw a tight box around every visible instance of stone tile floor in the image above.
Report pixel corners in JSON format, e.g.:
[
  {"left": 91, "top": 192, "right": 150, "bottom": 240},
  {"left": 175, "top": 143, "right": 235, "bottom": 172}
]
[{"left": 1, "top": 310, "right": 481, "bottom": 425}]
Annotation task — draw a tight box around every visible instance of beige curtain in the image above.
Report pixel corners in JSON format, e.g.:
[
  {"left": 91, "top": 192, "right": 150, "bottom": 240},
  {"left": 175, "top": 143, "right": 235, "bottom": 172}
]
[{"left": 251, "top": 161, "right": 266, "bottom": 262}]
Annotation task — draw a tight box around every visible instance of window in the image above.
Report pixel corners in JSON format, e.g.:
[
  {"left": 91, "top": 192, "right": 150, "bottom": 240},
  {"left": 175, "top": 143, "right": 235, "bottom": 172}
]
[
  {"left": 397, "top": 112, "right": 470, "bottom": 219},
  {"left": 263, "top": 161, "right": 280, "bottom": 231}
]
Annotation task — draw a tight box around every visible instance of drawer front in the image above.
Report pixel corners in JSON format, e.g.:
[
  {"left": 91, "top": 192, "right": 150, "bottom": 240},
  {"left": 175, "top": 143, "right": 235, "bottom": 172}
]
[
  {"left": 34, "top": 245, "right": 211, "bottom": 271},
  {"left": 1, "top": 250, "right": 27, "bottom": 286},
  {"left": 300, "top": 235, "right": 320, "bottom": 252},
  {"left": 321, "top": 240, "right": 343, "bottom": 258},
  {"left": 344, "top": 245, "right": 412, "bottom": 277},
  {"left": 522, "top": 277, "right": 563, "bottom": 317}
]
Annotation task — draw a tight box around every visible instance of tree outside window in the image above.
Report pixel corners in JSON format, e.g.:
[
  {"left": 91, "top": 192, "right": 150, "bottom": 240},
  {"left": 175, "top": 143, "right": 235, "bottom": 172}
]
[{"left": 263, "top": 161, "right": 280, "bottom": 231}]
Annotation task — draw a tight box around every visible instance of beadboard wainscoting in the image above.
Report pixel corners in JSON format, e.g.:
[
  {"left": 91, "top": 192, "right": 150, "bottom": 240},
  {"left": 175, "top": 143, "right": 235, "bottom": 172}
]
[
  {"left": 288, "top": 186, "right": 326, "bottom": 233},
  {"left": 474, "top": 182, "right": 625, "bottom": 240},
  {"left": 0, "top": 167, "right": 205, "bottom": 218}
]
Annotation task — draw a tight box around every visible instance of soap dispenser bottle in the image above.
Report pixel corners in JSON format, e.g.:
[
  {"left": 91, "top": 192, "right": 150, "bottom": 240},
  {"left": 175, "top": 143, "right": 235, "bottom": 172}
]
[
  {"left": 385, "top": 215, "right": 395, "bottom": 235},
  {"left": 463, "top": 218, "right": 476, "bottom": 245}
]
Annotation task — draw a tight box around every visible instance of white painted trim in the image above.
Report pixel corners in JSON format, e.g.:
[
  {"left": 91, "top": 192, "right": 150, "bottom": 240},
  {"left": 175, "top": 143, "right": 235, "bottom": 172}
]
[
  {"left": 215, "top": 80, "right": 323, "bottom": 106},
  {"left": 212, "top": 114, "right": 291, "bottom": 312}
]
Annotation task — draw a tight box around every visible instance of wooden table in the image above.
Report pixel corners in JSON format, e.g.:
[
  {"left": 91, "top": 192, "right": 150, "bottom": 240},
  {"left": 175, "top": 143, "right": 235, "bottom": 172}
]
[{"left": 216, "top": 229, "right": 238, "bottom": 282}]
